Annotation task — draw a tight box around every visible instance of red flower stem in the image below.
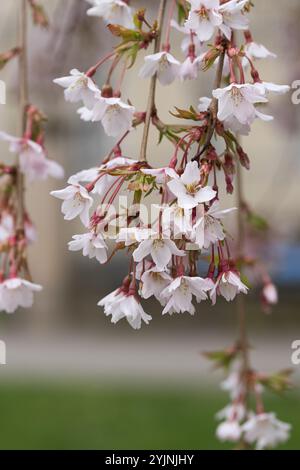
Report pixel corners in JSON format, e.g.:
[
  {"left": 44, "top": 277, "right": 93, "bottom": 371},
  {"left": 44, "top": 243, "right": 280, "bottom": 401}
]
[{"left": 163, "top": 0, "right": 177, "bottom": 51}]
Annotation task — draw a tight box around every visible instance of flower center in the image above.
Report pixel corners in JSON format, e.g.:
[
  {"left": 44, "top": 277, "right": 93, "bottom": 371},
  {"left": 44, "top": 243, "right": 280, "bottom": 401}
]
[
  {"left": 197, "top": 6, "right": 209, "bottom": 20},
  {"left": 106, "top": 104, "right": 120, "bottom": 117},
  {"left": 153, "top": 239, "right": 165, "bottom": 249},
  {"left": 179, "top": 279, "right": 189, "bottom": 294},
  {"left": 72, "top": 76, "right": 88, "bottom": 90},
  {"left": 159, "top": 54, "right": 170, "bottom": 71},
  {"left": 152, "top": 272, "right": 163, "bottom": 282},
  {"left": 75, "top": 191, "right": 85, "bottom": 203},
  {"left": 185, "top": 183, "right": 198, "bottom": 194},
  {"left": 230, "top": 87, "right": 244, "bottom": 106}
]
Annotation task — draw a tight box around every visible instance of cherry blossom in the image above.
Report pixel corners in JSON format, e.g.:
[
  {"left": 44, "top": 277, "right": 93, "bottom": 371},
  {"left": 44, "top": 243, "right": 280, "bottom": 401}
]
[
  {"left": 0, "top": 131, "right": 64, "bottom": 181},
  {"left": 68, "top": 232, "right": 108, "bottom": 264},
  {"left": 89, "top": 93, "right": 135, "bottom": 137},
  {"left": 220, "top": 366, "right": 245, "bottom": 400},
  {"left": 139, "top": 52, "right": 180, "bottom": 86},
  {"left": 86, "top": 0, "right": 134, "bottom": 29},
  {"left": 0, "top": 278, "right": 43, "bottom": 314},
  {"left": 53, "top": 69, "right": 99, "bottom": 109},
  {"left": 218, "top": 0, "right": 249, "bottom": 40},
  {"left": 262, "top": 283, "right": 278, "bottom": 306},
  {"left": 98, "top": 289, "right": 152, "bottom": 329},
  {"left": 216, "top": 420, "right": 242, "bottom": 443},
  {"left": 51, "top": 178, "right": 93, "bottom": 226},
  {"left": 167, "top": 162, "right": 216, "bottom": 209},
  {"left": 161, "top": 275, "right": 214, "bottom": 315},
  {"left": 259, "top": 82, "right": 290, "bottom": 96},
  {"left": 191, "top": 201, "right": 236, "bottom": 249},
  {"left": 185, "top": 0, "right": 222, "bottom": 43},
  {"left": 133, "top": 236, "right": 185, "bottom": 270},
  {"left": 161, "top": 204, "right": 193, "bottom": 239},
  {"left": 0, "top": 131, "right": 43, "bottom": 155},
  {"left": 212, "top": 83, "right": 268, "bottom": 126},
  {"left": 216, "top": 403, "right": 246, "bottom": 423},
  {"left": 180, "top": 56, "right": 203, "bottom": 81},
  {"left": 198, "top": 96, "right": 212, "bottom": 112},
  {"left": 210, "top": 269, "right": 248, "bottom": 304},
  {"left": 242, "top": 413, "right": 291, "bottom": 450},
  {"left": 140, "top": 267, "right": 172, "bottom": 304},
  {"left": 71, "top": 157, "right": 137, "bottom": 195},
  {"left": 245, "top": 41, "right": 276, "bottom": 61}
]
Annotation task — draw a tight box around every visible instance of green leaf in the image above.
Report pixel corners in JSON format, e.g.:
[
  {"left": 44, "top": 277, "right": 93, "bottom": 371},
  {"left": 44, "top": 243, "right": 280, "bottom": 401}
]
[
  {"left": 203, "top": 348, "right": 239, "bottom": 371},
  {"left": 258, "top": 369, "right": 293, "bottom": 394}
]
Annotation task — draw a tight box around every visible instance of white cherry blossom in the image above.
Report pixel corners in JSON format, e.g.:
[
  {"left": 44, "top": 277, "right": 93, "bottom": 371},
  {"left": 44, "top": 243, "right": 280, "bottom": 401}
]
[
  {"left": 98, "top": 290, "right": 152, "bottom": 329},
  {"left": 212, "top": 83, "right": 268, "bottom": 126},
  {"left": 71, "top": 157, "right": 137, "bottom": 195},
  {"left": 0, "top": 131, "right": 43, "bottom": 156},
  {"left": 161, "top": 276, "right": 214, "bottom": 315},
  {"left": 216, "top": 403, "right": 246, "bottom": 423},
  {"left": 68, "top": 232, "right": 108, "bottom": 263},
  {"left": 192, "top": 201, "right": 236, "bottom": 249},
  {"left": 20, "top": 152, "right": 64, "bottom": 182},
  {"left": 216, "top": 420, "right": 242, "bottom": 443},
  {"left": 86, "top": 0, "right": 134, "bottom": 29},
  {"left": 139, "top": 52, "right": 180, "bottom": 86},
  {"left": 167, "top": 161, "right": 216, "bottom": 209},
  {"left": 90, "top": 93, "right": 135, "bottom": 137},
  {"left": 219, "top": 0, "right": 249, "bottom": 40},
  {"left": 185, "top": 0, "right": 222, "bottom": 43},
  {"left": 0, "top": 278, "right": 43, "bottom": 314},
  {"left": 53, "top": 69, "right": 99, "bottom": 109},
  {"left": 221, "top": 367, "right": 245, "bottom": 400},
  {"left": 77, "top": 106, "right": 94, "bottom": 122},
  {"left": 262, "top": 283, "right": 278, "bottom": 306},
  {"left": 140, "top": 267, "right": 172, "bottom": 305},
  {"left": 210, "top": 269, "right": 248, "bottom": 304},
  {"left": 198, "top": 96, "right": 212, "bottom": 112},
  {"left": 244, "top": 42, "right": 276, "bottom": 61},
  {"left": 0, "top": 131, "right": 64, "bottom": 181},
  {"left": 242, "top": 413, "right": 291, "bottom": 450},
  {"left": 259, "top": 82, "right": 290, "bottom": 96},
  {"left": 180, "top": 56, "right": 203, "bottom": 81},
  {"left": 133, "top": 236, "right": 185, "bottom": 270},
  {"left": 51, "top": 178, "right": 93, "bottom": 226},
  {"left": 162, "top": 204, "right": 193, "bottom": 238}
]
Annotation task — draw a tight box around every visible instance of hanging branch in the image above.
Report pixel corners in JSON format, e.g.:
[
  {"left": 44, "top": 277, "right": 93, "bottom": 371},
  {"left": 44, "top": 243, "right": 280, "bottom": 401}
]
[
  {"left": 50, "top": 0, "right": 293, "bottom": 450},
  {"left": 139, "top": 0, "right": 168, "bottom": 162},
  {"left": 16, "top": 0, "right": 28, "bottom": 238}
]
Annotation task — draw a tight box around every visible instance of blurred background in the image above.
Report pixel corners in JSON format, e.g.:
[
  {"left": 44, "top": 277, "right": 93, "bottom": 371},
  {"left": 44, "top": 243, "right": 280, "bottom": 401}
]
[{"left": 0, "top": 0, "right": 299, "bottom": 450}]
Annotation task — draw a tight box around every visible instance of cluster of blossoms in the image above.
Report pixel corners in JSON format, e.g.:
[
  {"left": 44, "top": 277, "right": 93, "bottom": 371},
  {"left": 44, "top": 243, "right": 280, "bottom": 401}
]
[
  {"left": 210, "top": 348, "right": 292, "bottom": 449},
  {"left": 51, "top": 0, "right": 292, "bottom": 448},
  {"left": 0, "top": 2, "right": 62, "bottom": 313}
]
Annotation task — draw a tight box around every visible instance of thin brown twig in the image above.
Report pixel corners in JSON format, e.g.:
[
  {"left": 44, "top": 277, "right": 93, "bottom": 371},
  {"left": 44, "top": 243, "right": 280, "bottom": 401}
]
[
  {"left": 236, "top": 142, "right": 250, "bottom": 401},
  {"left": 16, "top": 0, "right": 28, "bottom": 235},
  {"left": 139, "top": 0, "right": 168, "bottom": 162},
  {"left": 192, "top": 48, "right": 226, "bottom": 162}
]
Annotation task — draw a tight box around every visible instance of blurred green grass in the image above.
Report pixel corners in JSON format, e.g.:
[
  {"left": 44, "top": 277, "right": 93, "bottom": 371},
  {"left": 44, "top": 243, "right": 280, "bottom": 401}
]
[{"left": 0, "top": 382, "right": 298, "bottom": 450}]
